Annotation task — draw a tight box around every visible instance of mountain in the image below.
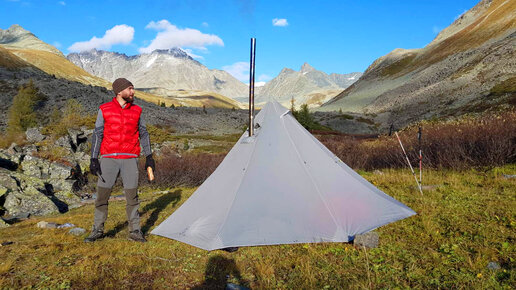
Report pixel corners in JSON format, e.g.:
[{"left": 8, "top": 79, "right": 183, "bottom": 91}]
[
  {"left": 0, "top": 24, "right": 63, "bottom": 56},
  {"left": 319, "top": 0, "right": 516, "bottom": 130},
  {"left": 0, "top": 25, "right": 243, "bottom": 109},
  {"left": 67, "top": 49, "right": 249, "bottom": 102},
  {"left": 0, "top": 25, "right": 109, "bottom": 87},
  {"left": 255, "top": 63, "right": 362, "bottom": 108}
]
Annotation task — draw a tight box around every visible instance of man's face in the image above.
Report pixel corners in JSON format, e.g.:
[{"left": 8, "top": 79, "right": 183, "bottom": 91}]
[{"left": 119, "top": 86, "right": 135, "bottom": 103}]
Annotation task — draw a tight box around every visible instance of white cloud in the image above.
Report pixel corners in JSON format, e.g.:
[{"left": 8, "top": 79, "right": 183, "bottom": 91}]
[
  {"left": 139, "top": 20, "right": 223, "bottom": 53},
  {"left": 202, "top": 22, "right": 209, "bottom": 28},
  {"left": 68, "top": 24, "right": 134, "bottom": 52},
  {"left": 222, "top": 62, "right": 249, "bottom": 82},
  {"left": 272, "top": 18, "right": 288, "bottom": 27},
  {"left": 58, "top": 1, "right": 65, "bottom": 5},
  {"left": 183, "top": 48, "right": 204, "bottom": 60},
  {"left": 254, "top": 81, "right": 266, "bottom": 87}
]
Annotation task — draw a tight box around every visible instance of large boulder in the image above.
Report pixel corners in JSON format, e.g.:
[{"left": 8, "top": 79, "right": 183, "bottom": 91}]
[{"left": 4, "top": 188, "right": 60, "bottom": 216}]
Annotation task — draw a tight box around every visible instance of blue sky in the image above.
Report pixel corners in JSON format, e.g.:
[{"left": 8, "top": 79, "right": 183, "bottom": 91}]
[{"left": 1, "top": 0, "right": 479, "bottom": 83}]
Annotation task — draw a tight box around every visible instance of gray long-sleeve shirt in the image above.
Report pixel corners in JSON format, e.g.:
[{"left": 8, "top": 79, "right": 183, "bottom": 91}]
[{"left": 91, "top": 108, "right": 152, "bottom": 159}]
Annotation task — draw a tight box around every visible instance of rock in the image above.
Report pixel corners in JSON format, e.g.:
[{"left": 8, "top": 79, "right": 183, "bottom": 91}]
[
  {"left": 502, "top": 174, "right": 516, "bottom": 179},
  {"left": 487, "top": 262, "right": 501, "bottom": 270},
  {"left": 37, "top": 221, "right": 58, "bottom": 228},
  {"left": 4, "top": 189, "right": 60, "bottom": 216},
  {"left": 55, "top": 135, "right": 73, "bottom": 151},
  {"left": 26, "top": 127, "right": 46, "bottom": 143},
  {"left": 353, "top": 231, "right": 379, "bottom": 249},
  {"left": 67, "top": 128, "right": 84, "bottom": 148},
  {"left": 68, "top": 227, "right": 86, "bottom": 236},
  {"left": 373, "top": 170, "right": 384, "bottom": 175},
  {"left": 20, "top": 155, "right": 43, "bottom": 178},
  {"left": 0, "top": 218, "right": 9, "bottom": 228},
  {"left": 1, "top": 212, "right": 30, "bottom": 224}
]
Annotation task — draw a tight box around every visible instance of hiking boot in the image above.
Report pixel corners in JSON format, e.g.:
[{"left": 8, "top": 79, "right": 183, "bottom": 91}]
[
  {"left": 84, "top": 228, "right": 104, "bottom": 243},
  {"left": 128, "top": 230, "right": 146, "bottom": 242}
]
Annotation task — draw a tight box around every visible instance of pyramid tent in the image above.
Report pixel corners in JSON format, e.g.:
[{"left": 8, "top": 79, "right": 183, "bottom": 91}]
[{"left": 152, "top": 101, "right": 415, "bottom": 250}]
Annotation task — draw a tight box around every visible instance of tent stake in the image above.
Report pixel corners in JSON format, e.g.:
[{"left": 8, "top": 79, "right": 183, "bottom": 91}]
[{"left": 395, "top": 132, "right": 423, "bottom": 195}]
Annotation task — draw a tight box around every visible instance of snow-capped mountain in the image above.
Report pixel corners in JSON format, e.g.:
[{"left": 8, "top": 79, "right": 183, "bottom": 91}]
[{"left": 67, "top": 49, "right": 249, "bottom": 99}]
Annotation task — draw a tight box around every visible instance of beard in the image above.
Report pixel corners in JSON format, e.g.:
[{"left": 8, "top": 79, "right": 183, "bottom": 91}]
[{"left": 122, "top": 95, "right": 134, "bottom": 103}]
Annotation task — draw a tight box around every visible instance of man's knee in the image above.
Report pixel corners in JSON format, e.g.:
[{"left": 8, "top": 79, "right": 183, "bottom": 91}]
[
  {"left": 124, "top": 188, "right": 139, "bottom": 206},
  {"left": 95, "top": 187, "right": 112, "bottom": 207}
]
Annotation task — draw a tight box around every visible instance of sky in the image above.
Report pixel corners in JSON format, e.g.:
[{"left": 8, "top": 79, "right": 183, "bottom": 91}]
[{"left": 1, "top": 0, "right": 479, "bottom": 83}]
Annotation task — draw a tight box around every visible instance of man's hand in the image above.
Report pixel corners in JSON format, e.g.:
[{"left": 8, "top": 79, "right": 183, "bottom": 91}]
[
  {"left": 90, "top": 158, "right": 102, "bottom": 176},
  {"left": 145, "top": 154, "right": 155, "bottom": 172}
]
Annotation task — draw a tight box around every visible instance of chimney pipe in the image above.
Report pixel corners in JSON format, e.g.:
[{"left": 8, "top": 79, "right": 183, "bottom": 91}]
[{"left": 249, "top": 38, "right": 256, "bottom": 137}]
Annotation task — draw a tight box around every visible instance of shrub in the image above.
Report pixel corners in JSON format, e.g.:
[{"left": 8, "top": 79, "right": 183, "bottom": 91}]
[
  {"left": 6, "top": 80, "right": 46, "bottom": 134},
  {"left": 318, "top": 110, "right": 516, "bottom": 170},
  {"left": 42, "top": 99, "right": 96, "bottom": 138},
  {"left": 139, "top": 148, "right": 224, "bottom": 187},
  {"left": 0, "top": 80, "right": 46, "bottom": 148}
]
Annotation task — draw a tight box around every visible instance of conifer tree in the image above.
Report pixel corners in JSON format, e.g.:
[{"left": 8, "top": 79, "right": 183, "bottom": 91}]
[{"left": 7, "top": 80, "right": 45, "bottom": 134}]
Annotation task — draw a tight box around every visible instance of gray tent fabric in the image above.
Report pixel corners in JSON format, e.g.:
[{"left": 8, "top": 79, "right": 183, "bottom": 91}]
[{"left": 151, "top": 101, "right": 416, "bottom": 250}]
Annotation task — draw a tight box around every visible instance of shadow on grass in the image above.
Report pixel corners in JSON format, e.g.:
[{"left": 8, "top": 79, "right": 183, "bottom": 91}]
[
  {"left": 104, "top": 189, "right": 182, "bottom": 237},
  {"left": 141, "top": 189, "right": 182, "bottom": 234},
  {"left": 192, "top": 255, "right": 250, "bottom": 290}
]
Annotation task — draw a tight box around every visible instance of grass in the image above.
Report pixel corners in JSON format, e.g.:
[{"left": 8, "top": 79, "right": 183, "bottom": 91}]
[{"left": 1, "top": 165, "right": 514, "bottom": 288}]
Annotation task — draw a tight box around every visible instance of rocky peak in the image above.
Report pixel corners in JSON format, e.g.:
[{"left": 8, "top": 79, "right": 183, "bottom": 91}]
[
  {"left": 151, "top": 48, "right": 192, "bottom": 60},
  {"left": 300, "top": 63, "right": 316, "bottom": 74},
  {"left": 0, "top": 24, "right": 63, "bottom": 56},
  {"left": 280, "top": 67, "right": 296, "bottom": 75}
]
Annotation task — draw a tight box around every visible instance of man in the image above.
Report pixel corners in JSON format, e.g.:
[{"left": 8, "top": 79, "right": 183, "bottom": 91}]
[{"left": 85, "top": 78, "right": 155, "bottom": 243}]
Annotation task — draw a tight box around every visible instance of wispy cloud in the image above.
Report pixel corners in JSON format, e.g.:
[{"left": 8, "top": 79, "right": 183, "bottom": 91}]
[
  {"left": 58, "top": 1, "right": 65, "bottom": 5},
  {"left": 68, "top": 24, "right": 134, "bottom": 52},
  {"left": 139, "top": 20, "right": 223, "bottom": 54},
  {"left": 222, "top": 61, "right": 249, "bottom": 82},
  {"left": 183, "top": 48, "right": 204, "bottom": 60},
  {"left": 432, "top": 25, "right": 441, "bottom": 35},
  {"left": 202, "top": 22, "right": 209, "bottom": 28},
  {"left": 52, "top": 41, "right": 62, "bottom": 48},
  {"left": 272, "top": 18, "right": 288, "bottom": 27}
]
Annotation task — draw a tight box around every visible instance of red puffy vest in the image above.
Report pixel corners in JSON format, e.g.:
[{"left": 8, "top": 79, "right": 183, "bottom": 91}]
[{"left": 99, "top": 98, "right": 142, "bottom": 159}]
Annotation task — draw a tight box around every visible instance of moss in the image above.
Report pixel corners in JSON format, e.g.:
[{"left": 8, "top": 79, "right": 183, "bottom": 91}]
[{"left": 489, "top": 77, "right": 516, "bottom": 96}]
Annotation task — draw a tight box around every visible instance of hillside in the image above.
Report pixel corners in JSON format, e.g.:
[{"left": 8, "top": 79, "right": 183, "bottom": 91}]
[{"left": 319, "top": 0, "right": 516, "bottom": 130}]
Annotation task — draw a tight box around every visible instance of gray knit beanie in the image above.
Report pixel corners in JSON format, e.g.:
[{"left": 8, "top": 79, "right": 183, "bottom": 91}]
[{"left": 112, "top": 78, "right": 133, "bottom": 95}]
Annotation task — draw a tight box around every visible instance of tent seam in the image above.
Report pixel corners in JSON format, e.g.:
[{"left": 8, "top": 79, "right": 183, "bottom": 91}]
[
  {"left": 210, "top": 105, "right": 267, "bottom": 249},
  {"left": 276, "top": 101, "right": 343, "bottom": 235}
]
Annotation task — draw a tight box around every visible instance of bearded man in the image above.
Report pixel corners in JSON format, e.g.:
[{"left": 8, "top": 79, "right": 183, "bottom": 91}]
[{"left": 85, "top": 78, "right": 155, "bottom": 243}]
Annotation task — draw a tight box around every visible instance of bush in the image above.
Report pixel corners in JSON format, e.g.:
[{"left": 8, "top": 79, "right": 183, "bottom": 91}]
[
  {"left": 42, "top": 99, "right": 96, "bottom": 138},
  {"left": 318, "top": 110, "right": 516, "bottom": 170},
  {"left": 6, "top": 80, "right": 46, "bottom": 134},
  {"left": 139, "top": 148, "right": 224, "bottom": 187},
  {"left": 0, "top": 80, "right": 46, "bottom": 148}
]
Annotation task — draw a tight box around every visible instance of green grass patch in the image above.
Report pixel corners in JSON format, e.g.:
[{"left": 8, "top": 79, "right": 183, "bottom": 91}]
[{"left": 1, "top": 166, "right": 514, "bottom": 288}]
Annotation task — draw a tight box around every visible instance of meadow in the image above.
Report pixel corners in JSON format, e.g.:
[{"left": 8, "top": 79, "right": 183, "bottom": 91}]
[{"left": 0, "top": 164, "right": 514, "bottom": 289}]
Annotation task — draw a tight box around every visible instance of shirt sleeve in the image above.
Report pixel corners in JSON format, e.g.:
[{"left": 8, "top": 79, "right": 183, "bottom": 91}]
[
  {"left": 91, "top": 109, "right": 104, "bottom": 159},
  {"left": 139, "top": 114, "right": 152, "bottom": 157}
]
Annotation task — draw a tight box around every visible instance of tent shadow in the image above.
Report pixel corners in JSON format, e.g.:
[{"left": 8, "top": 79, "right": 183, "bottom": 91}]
[
  {"left": 105, "top": 189, "right": 181, "bottom": 237},
  {"left": 191, "top": 255, "right": 250, "bottom": 290},
  {"left": 141, "top": 189, "right": 182, "bottom": 234}
]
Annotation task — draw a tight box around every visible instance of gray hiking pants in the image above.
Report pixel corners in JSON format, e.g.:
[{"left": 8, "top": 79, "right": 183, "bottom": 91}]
[{"left": 93, "top": 158, "right": 141, "bottom": 231}]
